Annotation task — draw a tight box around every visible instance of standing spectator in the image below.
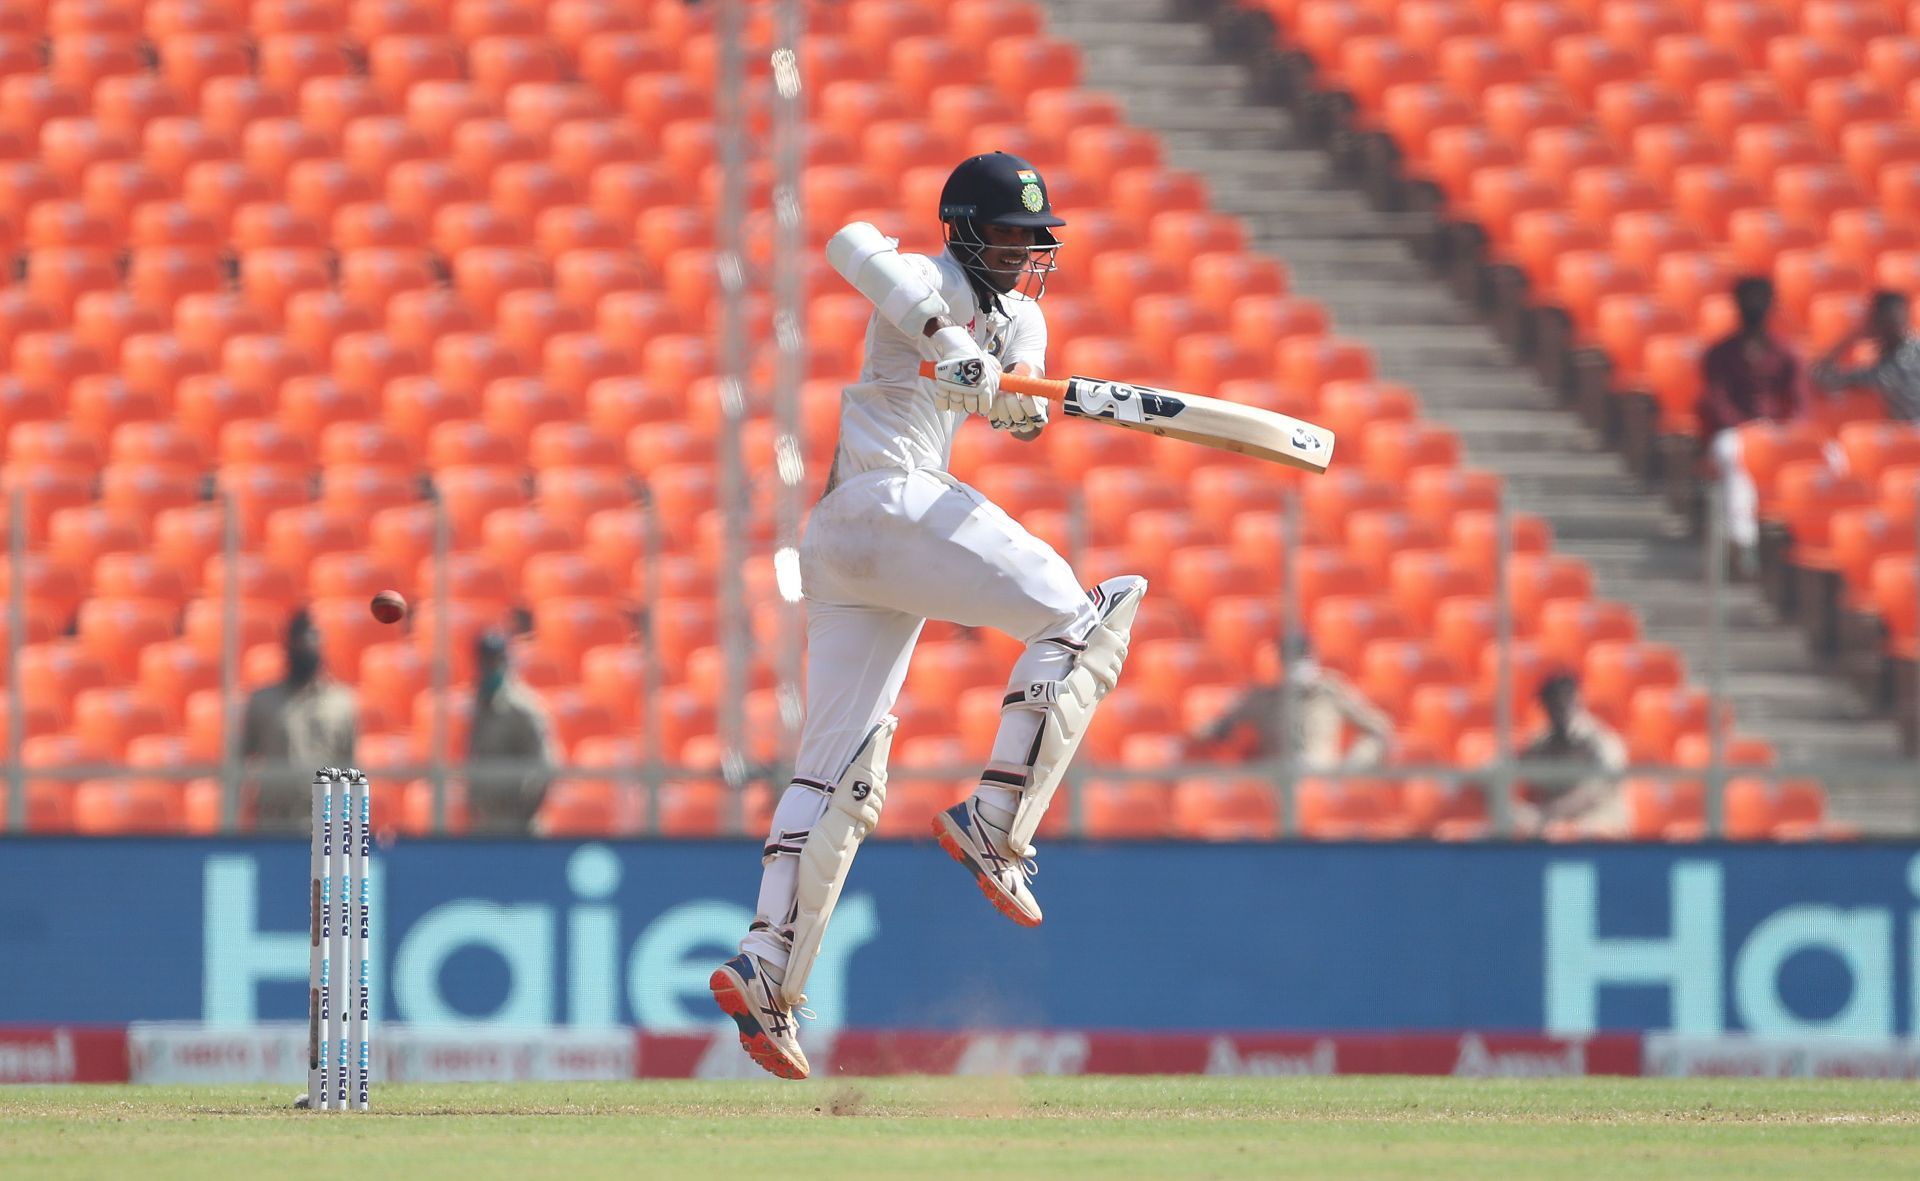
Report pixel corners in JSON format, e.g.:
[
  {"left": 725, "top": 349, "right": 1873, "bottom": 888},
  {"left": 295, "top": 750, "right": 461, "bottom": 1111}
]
[
  {"left": 1512, "top": 674, "right": 1628, "bottom": 839},
  {"left": 1190, "top": 633, "right": 1394, "bottom": 770},
  {"left": 1697, "top": 277, "right": 1810, "bottom": 576},
  {"left": 241, "top": 607, "right": 357, "bottom": 830},
  {"left": 465, "top": 630, "right": 557, "bottom": 833},
  {"left": 1812, "top": 289, "right": 1920, "bottom": 422}
]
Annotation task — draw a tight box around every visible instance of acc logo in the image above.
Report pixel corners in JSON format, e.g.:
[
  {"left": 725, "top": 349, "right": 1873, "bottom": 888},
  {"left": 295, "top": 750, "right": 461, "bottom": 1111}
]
[
  {"left": 1290, "top": 426, "right": 1322, "bottom": 452},
  {"left": 851, "top": 780, "right": 871, "bottom": 801},
  {"left": 1020, "top": 183, "right": 1045, "bottom": 213}
]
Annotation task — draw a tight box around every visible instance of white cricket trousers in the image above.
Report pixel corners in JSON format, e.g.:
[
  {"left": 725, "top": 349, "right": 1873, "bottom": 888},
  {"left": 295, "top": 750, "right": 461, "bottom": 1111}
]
[
  {"left": 1709, "top": 429, "right": 1761, "bottom": 548},
  {"left": 740, "top": 465, "right": 1098, "bottom": 973}
]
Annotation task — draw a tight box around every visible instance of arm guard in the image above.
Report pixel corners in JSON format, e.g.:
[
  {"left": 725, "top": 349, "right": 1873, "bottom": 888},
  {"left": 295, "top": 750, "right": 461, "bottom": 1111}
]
[{"left": 825, "top": 221, "right": 950, "bottom": 337}]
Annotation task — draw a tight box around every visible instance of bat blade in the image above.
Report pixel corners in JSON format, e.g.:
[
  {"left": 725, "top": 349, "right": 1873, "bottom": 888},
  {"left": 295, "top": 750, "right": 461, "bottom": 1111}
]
[
  {"left": 1061, "top": 377, "right": 1335, "bottom": 473},
  {"left": 912, "top": 362, "right": 1337, "bottom": 472}
]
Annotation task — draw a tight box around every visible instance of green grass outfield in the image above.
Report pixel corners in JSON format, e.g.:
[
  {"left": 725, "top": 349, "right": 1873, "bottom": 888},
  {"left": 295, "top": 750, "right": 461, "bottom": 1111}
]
[{"left": 3, "top": 1077, "right": 1917, "bottom": 1180}]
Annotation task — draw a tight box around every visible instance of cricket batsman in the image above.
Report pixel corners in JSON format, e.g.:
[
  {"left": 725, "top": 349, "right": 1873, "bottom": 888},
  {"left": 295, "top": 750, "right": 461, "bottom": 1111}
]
[{"left": 709, "top": 152, "right": 1147, "bottom": 1079}]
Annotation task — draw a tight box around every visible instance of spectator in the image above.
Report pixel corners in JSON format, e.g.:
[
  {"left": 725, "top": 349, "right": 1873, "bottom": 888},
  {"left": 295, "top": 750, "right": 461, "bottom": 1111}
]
[
  {"left": 1697, "top": 277, "right": 1809, "bottom": 576},
  {"left": 241, "top": 607, "right": 357, "bottom": 829},
  {"left": 1511, "top": 674, "right": 1627, "bottom": 839},
  {"left": 1191, "top": 633, "right": 1394, "bottom": 769},
  {"left": 465, "top": 630, "right": 557, "bottom": 833},
  {"left": 1812, "top": 289, "right": 1920, "bottom": 422}
]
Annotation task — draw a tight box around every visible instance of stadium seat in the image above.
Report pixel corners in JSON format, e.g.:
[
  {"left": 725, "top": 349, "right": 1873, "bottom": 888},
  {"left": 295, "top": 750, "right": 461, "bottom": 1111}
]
[
  {"left": 1346, "top": 511, "right": 1445, "bottom": 581},
  {"left": 1081, "top": 779, "right": 1172, "bottom": 839},
  {"left": 72, "top": 777, "right": 185, "bottom": 834},
  {"left": 1389, "top": 550, "right": 1493, "bottom": 630},
  {"left": 1300, "top": 775, "right": 1411, "bottom": 840},
  {"left": 1626, "top": 685, "right": 1716, "bottom": 763}
]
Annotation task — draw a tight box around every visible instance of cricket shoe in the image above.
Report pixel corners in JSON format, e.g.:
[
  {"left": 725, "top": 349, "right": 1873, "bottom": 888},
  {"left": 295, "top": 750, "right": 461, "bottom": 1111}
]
[
  {"left": 933, "top": 798, "right": 1042, "bottom": 927},
  {"left": 709, "top": 952, "right": 809, "bottom": 1080}
]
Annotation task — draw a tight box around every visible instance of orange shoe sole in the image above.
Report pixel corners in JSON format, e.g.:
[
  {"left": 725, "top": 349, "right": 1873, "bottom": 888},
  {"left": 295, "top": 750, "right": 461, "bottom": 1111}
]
[
  {"left": 933, "top": 814, "right": 1041, "bottom": 928},
  {"left": 709, "top": 968, "right": 808, "bottom": 1080}
]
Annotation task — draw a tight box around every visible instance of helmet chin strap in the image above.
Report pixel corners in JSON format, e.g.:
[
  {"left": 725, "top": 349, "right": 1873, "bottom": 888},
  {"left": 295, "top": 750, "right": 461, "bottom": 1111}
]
[{"left": 945, "top": 217, "right": 1009, "bottom": 315}]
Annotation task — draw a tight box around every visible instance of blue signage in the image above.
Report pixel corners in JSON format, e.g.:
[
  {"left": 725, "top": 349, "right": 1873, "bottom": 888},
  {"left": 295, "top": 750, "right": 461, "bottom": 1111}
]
[{"left": 0, "top": 839, "right": 1913, "bottom": 1037}]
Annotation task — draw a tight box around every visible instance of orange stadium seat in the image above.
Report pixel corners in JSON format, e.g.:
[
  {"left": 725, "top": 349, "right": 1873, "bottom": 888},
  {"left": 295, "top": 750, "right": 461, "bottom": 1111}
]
[
  {"left": 1626, "top": 685, "right": 1715, "bottom": 763},
  {"left": 1830, "top": 504, "right": 1918, "bottom": 601},
  {"left": 1, "top": 468, "right": 95, "bottom": 545},
  {"left": 1407, "top": 468, "right": 1503, "bottom": 528},
  {"left": 1475, "top": 637, "right": 1558, "bottom": 715},
  {"left": 46, "top": 506, "right": 143, "bottom": 579},
  {"left": 1428, "top": 126, "right": 1519, "bottom": 202},
  {"left": 1311, "top": 594, "right": 1407, "bottom": 676},
  {"left": 1584, "top": 640, "right": 1686, "bottom": 727},
  {"left": 1167, "top": 779, "right": 1274, "bottom": 844},
  {"left": 93, "top": 550, "right": 189, "bottom": 613},
  {"left": 1346, "top": 511, "right": 1445, "bottom": 582},
  {"left": 1504, "top": 554, "right": 1595, "bottom": 630},
  {"left": 201, "top": 552, "right": 299, "bottom": 619},
  {"left": 1297, "top": 777, "right": 1408, "bottom": 841},
  {"left": 1081, "top": 780, "right": 1172, "bottom": 839},
  {"left": 72, "top": 777, "right": 185, "bottom": 834},
  {"left": 1389, "top": 549, "right": 1493, "bottom": 631},
  {"left": 309, "top": 550, "right": 399, "bottom": 603},
  {"left": 1279, "top": 335, "right": 1375, "bottom": 396},
  {"left": 1164, "top": 545, "right": 1268, "bottom": 621},
  {"left": 889, "top": 732, "right": 972, "bottom": 836},
  {"left": 1449, "top": 510, "right": 1551, "bottom": 571},
  {"left": 1840, "top": 423, "right": 1920, "bottom": 485},
  {"left": 359, "top": 640, "right": 429, "bottom": 731},
  {"left": 1537, "top": 599, "right": 1641, "bottom": 668},
  {"left": 1870, "top": 555, "right": 1919, "bottom": 644},
  {"left": 68, "top": 683, "right": 170, "bottom": 758},
  {"left": 2, "top": 80, "right": 85, "bottom": 146},
  {"left": 1132, "top": 637, "right": 1232, "bottom": 701},
  {"left": 1360, "top": 420, "right": 1462, "bottom": 482}
]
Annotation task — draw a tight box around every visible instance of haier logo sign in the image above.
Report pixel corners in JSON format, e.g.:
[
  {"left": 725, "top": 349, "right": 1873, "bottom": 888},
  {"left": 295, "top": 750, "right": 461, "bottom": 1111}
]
[
  {"left": 1544, "top": 857, "right": 1919, "bottom": 1038},
  {"left": 9, "top": 840, "right": 1919, "bottom": 1034},
  {"left": 200, "top": 844, "right": 876, "bottom": 1032}
]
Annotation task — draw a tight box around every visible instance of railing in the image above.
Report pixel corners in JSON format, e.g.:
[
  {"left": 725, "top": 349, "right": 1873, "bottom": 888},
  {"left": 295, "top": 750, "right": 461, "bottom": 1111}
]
[{"left": 6, "top": 470, "right": 1919, "bottom": 840}]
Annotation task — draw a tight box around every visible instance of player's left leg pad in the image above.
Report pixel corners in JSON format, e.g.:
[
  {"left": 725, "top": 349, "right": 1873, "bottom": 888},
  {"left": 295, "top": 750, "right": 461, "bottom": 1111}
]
[
  {"left": 709, "top": 953, "right": 809, "bottom": 1080},
  {"left": 935, "top": 575, "right": 1147, "bottom": 926}
]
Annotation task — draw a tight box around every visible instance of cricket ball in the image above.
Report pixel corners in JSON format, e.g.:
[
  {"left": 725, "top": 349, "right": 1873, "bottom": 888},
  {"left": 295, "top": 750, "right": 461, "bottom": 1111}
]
[{"left": 370, "top": 590, "right": 407, "bottom": 624}]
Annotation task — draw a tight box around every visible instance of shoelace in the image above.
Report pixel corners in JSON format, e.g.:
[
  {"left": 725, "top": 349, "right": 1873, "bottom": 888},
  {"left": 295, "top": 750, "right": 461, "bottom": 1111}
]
[
  {"left": 975, "top": 804, "right": 1040, "bottom": 883},
  {"left": 756, "top": 961, "right": 818, "bottom": 1029},
  {"left": 762, "top": 1001, "right": 816, "bottom": 1035}
]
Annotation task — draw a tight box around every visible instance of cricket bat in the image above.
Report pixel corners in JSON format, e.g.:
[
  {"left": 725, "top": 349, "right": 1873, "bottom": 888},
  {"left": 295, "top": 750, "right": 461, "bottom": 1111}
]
[{"left": 917, "top": 362, "right": 1335, "bottom": 474}]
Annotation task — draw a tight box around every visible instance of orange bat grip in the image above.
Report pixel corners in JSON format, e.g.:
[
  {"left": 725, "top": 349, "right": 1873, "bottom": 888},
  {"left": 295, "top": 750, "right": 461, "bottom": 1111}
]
[{"left": 916, "top": 360, "right": 1070, "bottom": 403}]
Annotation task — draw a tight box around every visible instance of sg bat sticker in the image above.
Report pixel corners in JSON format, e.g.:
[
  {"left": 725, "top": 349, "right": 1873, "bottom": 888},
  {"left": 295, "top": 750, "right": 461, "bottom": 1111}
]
[{"left": 1072, "top": 380, "right": 1150, "bottom": 423}]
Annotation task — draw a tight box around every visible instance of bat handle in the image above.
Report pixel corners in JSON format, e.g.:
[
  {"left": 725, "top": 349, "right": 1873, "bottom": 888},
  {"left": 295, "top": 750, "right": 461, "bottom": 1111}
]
[{"left": 916, "top": 360, "right": 1070, "bottom": 404}]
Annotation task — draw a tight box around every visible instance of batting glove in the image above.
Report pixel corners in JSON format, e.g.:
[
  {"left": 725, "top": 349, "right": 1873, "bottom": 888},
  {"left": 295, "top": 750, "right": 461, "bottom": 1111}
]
[
  {"left": 989, "top": 390, "right": 1047, "bottom": 433},
  {"left": 929, "top": 335, "right": 1000, "bottom": 416}
]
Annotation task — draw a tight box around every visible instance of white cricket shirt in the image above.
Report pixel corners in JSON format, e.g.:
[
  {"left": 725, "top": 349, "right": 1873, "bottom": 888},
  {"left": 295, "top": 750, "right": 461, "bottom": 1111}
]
[{"left": 827, "top": 247, "right": 1048, "bottom": 481}]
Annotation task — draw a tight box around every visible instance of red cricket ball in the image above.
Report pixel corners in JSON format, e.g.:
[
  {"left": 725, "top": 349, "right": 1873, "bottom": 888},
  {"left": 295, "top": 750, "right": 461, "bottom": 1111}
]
[{"left": 370, "top": 590, "right": 408, "bottom": 624}]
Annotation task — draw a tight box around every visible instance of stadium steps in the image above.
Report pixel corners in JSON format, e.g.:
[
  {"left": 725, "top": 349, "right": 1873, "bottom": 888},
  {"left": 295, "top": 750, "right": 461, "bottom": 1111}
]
[{"left": 1044, "top": 0, "right": 1913, "bottom": 829}]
